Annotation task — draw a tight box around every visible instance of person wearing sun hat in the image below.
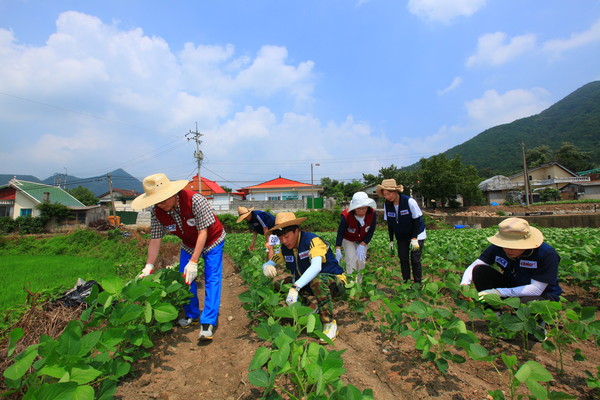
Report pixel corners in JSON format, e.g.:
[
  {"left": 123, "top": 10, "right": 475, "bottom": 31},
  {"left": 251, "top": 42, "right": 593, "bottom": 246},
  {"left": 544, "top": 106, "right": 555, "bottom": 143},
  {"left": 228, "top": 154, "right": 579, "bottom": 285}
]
[
  {"left": 376, "top": 178, "right": 426, "bottom": 284},
  {"left": 261, "top": 212, "right": 345, "bottom": 343},
  {"left": 132, "top": 173, "right": 226, "bottom": 341},
  {"left": 335, "top": 192, "right": 377, "bottom": 283},
  {"left": 460, "top": 217, "right": 562, "bottom": 302},
  {"left": 236, "top": 206, "right": 278, "bottom": 259}
]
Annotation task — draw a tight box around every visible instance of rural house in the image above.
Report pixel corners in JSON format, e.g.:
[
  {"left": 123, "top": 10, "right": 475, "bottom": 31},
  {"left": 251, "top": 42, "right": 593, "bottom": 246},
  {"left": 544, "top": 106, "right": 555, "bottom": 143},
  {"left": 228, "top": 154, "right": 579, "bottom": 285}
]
[
  {"left": 98, "top": 188, "right": 139, "bottom": 212},
  {"left": 508, "top": 162, "right": 590, "bottom": 193},
  {"left": 239, "top": 176, "right": 321, "bottom": 201},
  {"left": 0, "top": 178, "right": 104, "bottom": 224}
]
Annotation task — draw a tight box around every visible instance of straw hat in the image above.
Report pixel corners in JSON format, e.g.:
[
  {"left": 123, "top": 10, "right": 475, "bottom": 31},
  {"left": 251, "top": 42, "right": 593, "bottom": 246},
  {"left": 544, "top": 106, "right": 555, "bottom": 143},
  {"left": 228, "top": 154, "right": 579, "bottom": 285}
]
[
  {"left": 375, "top": 179, "right": 404, "bottom": 197},
  {"left": 131, "top": 173, "right": 188, "bottom": 210},
  {"left": 487, "top": 218, "right": 544, "bottom": 249},
  {"left": 266, "top": 212, "right": 307, "bottom": 235},
  {"left": 348, "top": 192, "right": 376, "bottom": 212},
  {"left": 236, "top": 206, "right": 254, "bottom": 223}
]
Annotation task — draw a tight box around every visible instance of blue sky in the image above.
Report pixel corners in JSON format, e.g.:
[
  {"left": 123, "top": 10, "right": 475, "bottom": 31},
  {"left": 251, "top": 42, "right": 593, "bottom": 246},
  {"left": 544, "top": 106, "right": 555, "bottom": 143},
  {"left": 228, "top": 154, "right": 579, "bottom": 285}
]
[{"left": 1, "top": 0, "right": 599, "bottom": 189}]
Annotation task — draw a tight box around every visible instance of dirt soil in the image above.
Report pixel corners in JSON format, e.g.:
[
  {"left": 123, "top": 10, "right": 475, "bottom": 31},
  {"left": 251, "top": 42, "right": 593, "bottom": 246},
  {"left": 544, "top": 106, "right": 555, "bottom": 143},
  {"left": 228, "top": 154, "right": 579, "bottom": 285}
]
[
  {"left": 438, "top": 202, "right": 600, "bottom": 217},
  {"left": 114, "top": 252, "right": 600, "bottom": 400}
]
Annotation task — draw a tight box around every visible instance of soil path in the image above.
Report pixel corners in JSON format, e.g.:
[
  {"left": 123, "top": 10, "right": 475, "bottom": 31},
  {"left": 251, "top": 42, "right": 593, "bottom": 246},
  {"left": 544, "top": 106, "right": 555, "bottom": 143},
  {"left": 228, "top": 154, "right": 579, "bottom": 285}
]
[
  {"left": 114, "top": 254, "right": 599, "bottom": 400},
  {"left": 114, "top": 255, "right": 403, "bottom": 400}
]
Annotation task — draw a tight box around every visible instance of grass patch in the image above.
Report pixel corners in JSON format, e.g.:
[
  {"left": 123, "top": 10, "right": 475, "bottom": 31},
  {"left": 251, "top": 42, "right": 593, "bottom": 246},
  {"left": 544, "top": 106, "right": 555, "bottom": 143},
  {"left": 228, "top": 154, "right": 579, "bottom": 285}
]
[{"left": 0, "top": 255, "right": 117, "bottom": 313}]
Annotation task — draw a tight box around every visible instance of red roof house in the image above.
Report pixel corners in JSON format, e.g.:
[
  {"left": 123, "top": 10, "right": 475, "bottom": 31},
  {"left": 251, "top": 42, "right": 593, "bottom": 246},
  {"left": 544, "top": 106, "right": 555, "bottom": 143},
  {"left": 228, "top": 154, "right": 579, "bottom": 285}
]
[{"left": 240, "top": 176, "right": 321, "bottom": 201}]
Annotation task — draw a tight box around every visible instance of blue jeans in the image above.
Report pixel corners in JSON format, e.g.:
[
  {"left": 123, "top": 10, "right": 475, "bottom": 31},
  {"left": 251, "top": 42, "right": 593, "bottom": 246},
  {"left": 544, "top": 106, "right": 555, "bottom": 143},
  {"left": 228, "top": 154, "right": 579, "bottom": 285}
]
[{"left": 179, "top": 240, "right": 224, "bottom": 326}]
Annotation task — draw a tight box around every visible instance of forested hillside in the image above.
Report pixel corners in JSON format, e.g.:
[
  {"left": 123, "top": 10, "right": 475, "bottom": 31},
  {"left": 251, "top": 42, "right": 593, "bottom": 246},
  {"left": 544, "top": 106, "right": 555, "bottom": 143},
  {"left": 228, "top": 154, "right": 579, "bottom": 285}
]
[{"left": 442, "top": 81, "right": 600, "bottom": 176}]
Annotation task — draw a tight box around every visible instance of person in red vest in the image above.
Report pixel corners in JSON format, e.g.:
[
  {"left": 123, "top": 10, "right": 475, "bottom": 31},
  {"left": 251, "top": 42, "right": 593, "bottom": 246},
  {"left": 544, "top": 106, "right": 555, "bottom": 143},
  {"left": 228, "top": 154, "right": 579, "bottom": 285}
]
[
  {"left": 335, "top": 192, "right": 377, "bottom": 283},
  {"left": 132, "top": 173, "right": 226, "bottom": 341}
]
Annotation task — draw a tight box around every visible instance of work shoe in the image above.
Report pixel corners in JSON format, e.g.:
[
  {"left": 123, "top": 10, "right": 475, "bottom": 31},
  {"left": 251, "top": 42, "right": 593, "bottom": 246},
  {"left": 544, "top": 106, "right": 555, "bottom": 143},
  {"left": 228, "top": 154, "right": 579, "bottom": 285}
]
[
  {"left": 178, "top": 317, "right": 199, "bottom": 328},
  {"left": 320, "top": 320, "right": 338, "bottom": 343},
  {"left": 198, "top": 324, "right": 214, "bottom": 341}
]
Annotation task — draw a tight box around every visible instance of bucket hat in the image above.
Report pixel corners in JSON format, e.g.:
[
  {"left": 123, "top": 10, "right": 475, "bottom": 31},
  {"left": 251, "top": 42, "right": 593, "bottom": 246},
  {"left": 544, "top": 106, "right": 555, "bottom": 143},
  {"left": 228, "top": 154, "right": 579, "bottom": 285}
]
[
  {"left": 375, "top": 179, "right": 404, "bottom": 197},
  {"left": 266, "top": 212, "right": 307, "bottom": 235},
  {"left": 131, "top": 173, "right": 188, "bottom": 210},
  {"left": 487, "top": 217, "right": 544, "bottom": 249},
  {"left": 236, "top": 206, "right": 254, "bottom": 223},
  {"left": 348, "top": 192, "right": 376, "bottom": 212}
]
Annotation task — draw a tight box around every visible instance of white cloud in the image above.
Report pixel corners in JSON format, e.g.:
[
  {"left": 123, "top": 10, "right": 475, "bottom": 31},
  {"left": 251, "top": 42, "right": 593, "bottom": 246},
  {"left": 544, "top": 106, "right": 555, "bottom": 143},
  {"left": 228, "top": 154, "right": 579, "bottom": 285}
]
[
  {"left": 0, "top": 11, "right": 324, "bottom": 180},
  {"left": 543, "top": 19, "right": 600, "bottom": 57},
  {"left": 466, "top": 32, "right": 536, "bottom": 67},
  {"left": 438, "top": 76, "right": 462, "bottom": 95},
  {"left": 407, "top": 0, "right": 486, "bottom": 23},
  {"left": 465, "top": 88, "right": 550, "bottom": 129}
]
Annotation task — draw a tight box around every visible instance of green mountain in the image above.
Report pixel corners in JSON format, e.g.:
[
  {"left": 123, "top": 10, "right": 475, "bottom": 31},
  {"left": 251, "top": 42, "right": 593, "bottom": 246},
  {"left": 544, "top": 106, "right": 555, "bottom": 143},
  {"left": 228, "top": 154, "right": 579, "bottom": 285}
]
[{"left": 441, "top": 81, "right": 600, "bottom": 176}]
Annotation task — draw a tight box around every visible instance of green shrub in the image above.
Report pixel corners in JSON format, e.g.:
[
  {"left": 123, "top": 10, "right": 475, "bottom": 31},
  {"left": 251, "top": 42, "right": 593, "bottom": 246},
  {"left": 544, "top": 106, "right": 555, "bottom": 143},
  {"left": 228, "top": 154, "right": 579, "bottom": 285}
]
[{"left": 0, "top": 217, "right": 16, "bottom": 234}]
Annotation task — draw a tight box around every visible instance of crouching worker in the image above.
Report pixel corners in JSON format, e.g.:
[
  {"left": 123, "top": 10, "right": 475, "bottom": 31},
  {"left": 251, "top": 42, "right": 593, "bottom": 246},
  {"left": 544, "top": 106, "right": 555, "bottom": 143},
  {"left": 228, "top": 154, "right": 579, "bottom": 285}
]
[
  {"left": 460, "top": 217, "right": 562, "bottom": 303},
  {"left": 261, "top": 212, "right": 345, "bottom": 343}
]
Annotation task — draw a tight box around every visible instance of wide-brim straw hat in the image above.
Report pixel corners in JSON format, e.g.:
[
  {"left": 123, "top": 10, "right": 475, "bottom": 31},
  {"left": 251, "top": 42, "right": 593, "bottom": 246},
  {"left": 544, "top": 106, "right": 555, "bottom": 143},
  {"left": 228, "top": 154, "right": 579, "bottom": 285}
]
[
  {"left": 236, "top": 206, "right": 255, "bottom": 223},
  {"left": 131, "top": 173, "right": 188, "bottom": 210},
  {"left": 266, "top": 212, "right": 307, "bottom": 235},
  {"left": 487, "top": 217, "right": 544, "bottom": 249},
  {"left": 376, "top": 179, "right": 404, "bottom": 197},
  {"left": 348, "top": 191, "right": 376, "bottom": 212}
]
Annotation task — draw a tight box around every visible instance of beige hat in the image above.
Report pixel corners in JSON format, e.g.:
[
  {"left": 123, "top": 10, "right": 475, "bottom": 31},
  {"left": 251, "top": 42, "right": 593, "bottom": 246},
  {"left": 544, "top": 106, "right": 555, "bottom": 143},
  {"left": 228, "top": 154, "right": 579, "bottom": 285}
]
[
  {"left": 376, "top": 179, "right": 404, "bottom": 197},
  {"left": 131, "top": 173, "right": 188, "bottom": 210},
  {"left": 266, "top": 212, "right": 307, "bottom": 235},
  {"left": 236, "top": 206, "right": 254, "bottom": 223},
  {"left": 348, "top": 191, "right": 376, "bottom": 212},
  {"left": 487, "top": 218, "right": 544, "bottom": 249}
]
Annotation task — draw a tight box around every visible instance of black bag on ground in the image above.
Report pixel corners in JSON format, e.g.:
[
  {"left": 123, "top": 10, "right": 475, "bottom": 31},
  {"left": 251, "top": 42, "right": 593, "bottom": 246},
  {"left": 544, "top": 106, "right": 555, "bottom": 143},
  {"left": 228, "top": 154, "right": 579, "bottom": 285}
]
[{"left": 56, "top": 278, "right": 103, "bottom": 307}]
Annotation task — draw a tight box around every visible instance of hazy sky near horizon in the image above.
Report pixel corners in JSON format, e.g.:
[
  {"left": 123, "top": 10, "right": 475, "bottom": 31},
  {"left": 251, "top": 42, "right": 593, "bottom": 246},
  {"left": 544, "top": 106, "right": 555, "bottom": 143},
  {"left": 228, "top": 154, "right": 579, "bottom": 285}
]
[{"left": 1, "top": 0, "right": 599, "bottom": 189}]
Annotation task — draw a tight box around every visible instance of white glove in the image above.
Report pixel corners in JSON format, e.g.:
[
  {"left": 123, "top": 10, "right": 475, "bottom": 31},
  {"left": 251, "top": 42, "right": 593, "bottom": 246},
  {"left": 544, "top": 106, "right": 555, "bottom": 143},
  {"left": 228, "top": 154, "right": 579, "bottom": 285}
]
[
  {"left": 389, "top": 241, "right": 395, "bottom": 255},
  {"left": 335, "top": 248, "right": 343, "bottom": 262},
  {"left": 139, "top": 263, "right": 154, "bottom": 278},
  {"left": 410, "top": 239, "right": 420, "bottom": 251},
  {"left": 286, "top": 287, "right": 299, "bottom": 306},
  {"left": 356, "top": 245, "right": 366, "bottom": 261},
  {"left": 183, "top": 261, "right": 198, "bottom": 285},
  {"left": 478, "top": 289, "right": 501, "bottom": 301},
  {"left": 262, "top": 261, "right": 277, "bottom": 278}
]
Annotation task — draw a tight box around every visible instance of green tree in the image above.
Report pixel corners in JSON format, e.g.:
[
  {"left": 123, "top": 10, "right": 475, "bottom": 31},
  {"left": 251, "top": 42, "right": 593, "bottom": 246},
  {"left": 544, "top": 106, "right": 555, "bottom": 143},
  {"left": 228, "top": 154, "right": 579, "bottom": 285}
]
[
  {"left": 36, "top": 202, "right": 71, "bottom": 223},
  {"left": 67, "top": 186, "right": 98, "bottom": 206},
  {"left": 526, "top": 145, "right": 552, "bottom": 168},
  {"left": 221, "top": 186, "right": 233, "bottom": 193},
  {"left": 416, "top": 154, "right": 482, "bottom": 206},
  {"left": 554, "top": 142, "right": 594, "bottom": 172}
]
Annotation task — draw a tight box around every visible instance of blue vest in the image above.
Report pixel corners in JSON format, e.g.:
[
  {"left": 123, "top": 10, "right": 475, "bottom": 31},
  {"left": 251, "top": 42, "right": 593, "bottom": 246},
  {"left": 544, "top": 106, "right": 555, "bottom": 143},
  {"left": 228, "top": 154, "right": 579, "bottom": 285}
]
[
  {"left": 280, "top": 232, "right": 343, "bottom": 280},
  {"left": 384, "top": 195, "right": 425, "bottom": 240},
  {"left": 248, "top": 211, "right": 276, "bottom": 234},
  {"left": 480, "top": 243, "right": 563, "bottom": 300}
]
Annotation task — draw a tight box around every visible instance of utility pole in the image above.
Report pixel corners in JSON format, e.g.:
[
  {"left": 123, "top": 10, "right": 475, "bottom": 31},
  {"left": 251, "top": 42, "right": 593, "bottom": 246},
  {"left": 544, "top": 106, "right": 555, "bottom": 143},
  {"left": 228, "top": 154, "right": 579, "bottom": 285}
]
[
  {"left": 521, "top": 141, "right": 530, "bottom": 206},
  {"left": 107, "top": 173, "right": 118, "bottom": 226},
  {"left": 186, "top": 123, "right": 204, "bottom": 194}
]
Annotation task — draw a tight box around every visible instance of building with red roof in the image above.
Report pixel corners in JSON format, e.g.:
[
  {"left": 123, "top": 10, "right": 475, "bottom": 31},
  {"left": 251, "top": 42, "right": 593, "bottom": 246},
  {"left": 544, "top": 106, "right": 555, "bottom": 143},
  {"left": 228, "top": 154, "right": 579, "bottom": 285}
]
[
  {"left": 239, "top": 176, "right": 322, "bottom": 201},
  {"left": 185, "top": 175, "right": 227, "bottom": 198}
]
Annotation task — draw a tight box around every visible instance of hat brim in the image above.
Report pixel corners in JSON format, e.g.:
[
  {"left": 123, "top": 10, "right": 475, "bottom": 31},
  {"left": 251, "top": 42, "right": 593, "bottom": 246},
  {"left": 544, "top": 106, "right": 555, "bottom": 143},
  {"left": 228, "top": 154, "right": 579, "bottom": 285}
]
[
  {"left": 266, "top": 217, "right": 307, "bottom": 235},
  {"left": 131, "top": 180, "right": 188, "bottom": 210},
  {"left": 236, "top": 210, "right": 253, "bottom": 223},
  {"left": 487, "top": 226, "right": 544, "bottom": 249},
  {"left": 348, "top": 198, "right": 376, "bottom": 212}
]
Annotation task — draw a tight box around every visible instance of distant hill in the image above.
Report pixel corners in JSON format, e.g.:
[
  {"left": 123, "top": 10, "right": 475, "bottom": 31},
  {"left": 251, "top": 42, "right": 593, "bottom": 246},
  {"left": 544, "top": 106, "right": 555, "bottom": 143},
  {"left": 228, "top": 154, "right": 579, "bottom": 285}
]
[
  {"left": 1, "top": 169, "right": 143, "bottom": 197},
  {"left": 434, "top": 81, "right": 600, "bottom": 176},
  {"left": 0, "top": 174, "right": 42, "bottom": 185}
]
